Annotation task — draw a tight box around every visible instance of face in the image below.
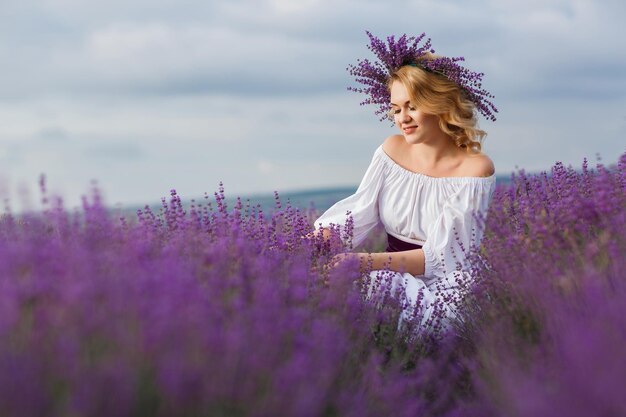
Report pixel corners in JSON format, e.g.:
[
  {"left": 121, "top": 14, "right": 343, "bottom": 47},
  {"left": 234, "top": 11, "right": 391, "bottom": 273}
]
[{"left": 389, "top": 81, "right": 443, "bottom": 145}]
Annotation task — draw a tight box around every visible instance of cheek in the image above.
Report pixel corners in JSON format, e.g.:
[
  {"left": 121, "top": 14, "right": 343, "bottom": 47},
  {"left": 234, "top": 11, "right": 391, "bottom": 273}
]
[
  {"left": 424, "top": 114, "right": 439, "bottom": 127},
  {"left": 414, "top": 113, "right": 427, "bottom": 124}
]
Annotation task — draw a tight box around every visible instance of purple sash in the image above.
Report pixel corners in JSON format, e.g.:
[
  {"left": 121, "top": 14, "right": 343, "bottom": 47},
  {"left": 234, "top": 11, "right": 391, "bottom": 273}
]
[{"left": 386, "top": 233, "right": 422, "bottom": 252}]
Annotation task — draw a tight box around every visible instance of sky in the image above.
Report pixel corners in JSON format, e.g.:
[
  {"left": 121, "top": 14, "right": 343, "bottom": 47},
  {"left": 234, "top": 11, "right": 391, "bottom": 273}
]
[{"left": 1, "top": 0, "right": 625, "bottom": 210}]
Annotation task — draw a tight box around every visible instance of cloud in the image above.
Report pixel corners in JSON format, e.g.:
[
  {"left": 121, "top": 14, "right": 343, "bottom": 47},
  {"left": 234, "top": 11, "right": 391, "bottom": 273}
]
[
  {"left": 2, "top": 0, "right": 625, "bottom": 102},
  {"left": 0, "top": 0, "right": 624, "bottom": 208},
  {"left": 257, "top": 160, "right": 275, "bottom": 174},
  {"left": 35, "top": 127, "right": 70, "bottom": 142},
  {"left": 83, "top": 143, "right": 144, "bottom": 160}
]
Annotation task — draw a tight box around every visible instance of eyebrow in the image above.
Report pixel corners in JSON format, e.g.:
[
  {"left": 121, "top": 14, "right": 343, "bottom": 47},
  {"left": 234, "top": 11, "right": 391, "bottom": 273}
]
[{"left": 389, "top": 100, "right": 411, "bottom": 107}]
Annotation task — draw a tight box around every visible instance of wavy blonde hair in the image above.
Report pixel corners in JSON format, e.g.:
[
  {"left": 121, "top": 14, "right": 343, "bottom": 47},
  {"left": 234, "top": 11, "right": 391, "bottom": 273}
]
[{"left": 387, "top": 56, "right": 486, "bottom": 153}]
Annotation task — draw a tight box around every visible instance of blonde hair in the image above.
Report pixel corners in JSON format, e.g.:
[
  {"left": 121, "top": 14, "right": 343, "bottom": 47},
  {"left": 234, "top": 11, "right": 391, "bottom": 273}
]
[{"left": 387, "top": 56, "right": 486, "bottom": 153}]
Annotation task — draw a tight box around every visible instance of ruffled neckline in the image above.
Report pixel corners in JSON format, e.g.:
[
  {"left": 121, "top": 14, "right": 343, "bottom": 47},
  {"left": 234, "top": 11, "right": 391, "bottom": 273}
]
[{"left": 376, "top": 146, "right": 497, "bottom": 184}]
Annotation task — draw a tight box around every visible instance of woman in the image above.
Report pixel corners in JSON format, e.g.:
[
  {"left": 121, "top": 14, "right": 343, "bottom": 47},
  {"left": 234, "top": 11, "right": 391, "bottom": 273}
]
[{"left": 314, "top": 32, "right": 498, "bottom": 334}]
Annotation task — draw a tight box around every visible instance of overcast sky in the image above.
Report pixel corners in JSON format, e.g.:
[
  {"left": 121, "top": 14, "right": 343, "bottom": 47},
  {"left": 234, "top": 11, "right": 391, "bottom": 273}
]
[{"left": 1, "top": 0, "right": 625, "bottom": 209}]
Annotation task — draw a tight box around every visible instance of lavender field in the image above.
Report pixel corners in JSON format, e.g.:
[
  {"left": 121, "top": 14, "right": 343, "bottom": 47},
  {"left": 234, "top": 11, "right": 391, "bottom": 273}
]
[{"left": 1, "top": 153, "right": 625, "bottom": 417}]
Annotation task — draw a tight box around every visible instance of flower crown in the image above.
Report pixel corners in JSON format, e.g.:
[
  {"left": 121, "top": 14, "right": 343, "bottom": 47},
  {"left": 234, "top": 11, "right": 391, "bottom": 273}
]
[{"left": 347, "top": 31, "right": 498, "bottom": 122}]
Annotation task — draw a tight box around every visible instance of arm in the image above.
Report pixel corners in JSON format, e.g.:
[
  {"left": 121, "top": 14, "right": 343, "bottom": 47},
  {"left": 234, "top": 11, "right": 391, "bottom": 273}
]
[
  {"left": 336, "top": 176, "right": 495, "bottom": 277},
  {"left": 313, "top": 147, "right": 385, "bottom": 248},
  {"left": 422, "top": 178, "right": 496, "bottom": 280},
  {"left": 335, "top": 249, "right": 426, "bottom": 276}
]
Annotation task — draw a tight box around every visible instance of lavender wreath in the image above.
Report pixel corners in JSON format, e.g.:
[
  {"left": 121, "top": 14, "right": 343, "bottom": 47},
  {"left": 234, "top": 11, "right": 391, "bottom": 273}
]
[{"left": 347, "top": 31, "right": 498, "bottom": 122}]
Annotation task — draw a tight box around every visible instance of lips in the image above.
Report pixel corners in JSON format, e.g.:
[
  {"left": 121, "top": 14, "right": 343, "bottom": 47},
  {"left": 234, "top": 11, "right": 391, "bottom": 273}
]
[{"left": 403, "top": 126, "right": 417, "bottom": 133}]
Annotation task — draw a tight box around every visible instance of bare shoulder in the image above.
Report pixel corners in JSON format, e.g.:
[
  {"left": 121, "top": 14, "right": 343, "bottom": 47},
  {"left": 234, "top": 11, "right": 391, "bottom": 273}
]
[
  {"left": 458, "top": 153, "right": 495, "bottom": 177},
  {"left": 381, "top": 135, "right": 405, "bottom": 157}
]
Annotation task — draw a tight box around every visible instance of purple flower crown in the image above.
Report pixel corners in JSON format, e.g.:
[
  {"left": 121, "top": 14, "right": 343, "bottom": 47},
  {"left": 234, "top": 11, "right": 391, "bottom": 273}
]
[{"left": 347, "top": 31, "right": 498, "bottom": 122}]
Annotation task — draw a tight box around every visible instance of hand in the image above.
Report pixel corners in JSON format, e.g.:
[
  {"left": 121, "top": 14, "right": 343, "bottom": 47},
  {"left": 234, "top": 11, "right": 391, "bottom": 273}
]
[
  {"left": 329, "top": 252, "right": 360, "bottom": 269},
  {"left": 310, "top": 252, "right": 355, "bottom": 276}
]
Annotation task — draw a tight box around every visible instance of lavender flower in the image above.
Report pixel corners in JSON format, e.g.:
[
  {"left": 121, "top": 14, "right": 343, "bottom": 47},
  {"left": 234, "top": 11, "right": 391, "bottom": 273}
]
[{"left": 0, "top": 149, "right": 624, "bottom": 416}]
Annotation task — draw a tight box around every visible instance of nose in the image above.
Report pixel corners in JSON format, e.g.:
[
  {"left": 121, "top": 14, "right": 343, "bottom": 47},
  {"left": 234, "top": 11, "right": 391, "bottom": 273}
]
[{"left": 399, "top": 108, "right": 412, "bottom": 122}]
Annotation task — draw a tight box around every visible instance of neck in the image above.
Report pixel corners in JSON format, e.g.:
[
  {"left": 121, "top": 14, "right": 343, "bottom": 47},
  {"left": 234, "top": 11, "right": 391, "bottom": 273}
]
[{"left": 408, "top": 134, "right": 461, "bottom": 167}]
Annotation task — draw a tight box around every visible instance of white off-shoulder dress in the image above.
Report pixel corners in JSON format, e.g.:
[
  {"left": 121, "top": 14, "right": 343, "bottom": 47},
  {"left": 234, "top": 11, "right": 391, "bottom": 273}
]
[{"left": 314, "top": 145, "right": 496, "bottom": 333}]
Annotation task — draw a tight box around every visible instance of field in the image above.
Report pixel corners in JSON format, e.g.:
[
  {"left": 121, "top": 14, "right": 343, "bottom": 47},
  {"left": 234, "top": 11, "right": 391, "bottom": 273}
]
[{"left": 0, "top": 153, "right": 624, "bottom": 417}]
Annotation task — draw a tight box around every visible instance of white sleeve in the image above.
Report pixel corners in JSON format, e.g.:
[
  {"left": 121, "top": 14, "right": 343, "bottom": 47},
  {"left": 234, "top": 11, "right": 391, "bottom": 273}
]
[
  {"left": 422, "top": 179, "right": 495, "bottom": 280},
  {"left": 314, "top": 148, "right": 386, "bottom": 248}
]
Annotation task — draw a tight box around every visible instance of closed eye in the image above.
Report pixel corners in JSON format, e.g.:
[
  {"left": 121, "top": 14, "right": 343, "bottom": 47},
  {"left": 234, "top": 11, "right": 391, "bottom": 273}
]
[{"left": 392, "top": 106, "right": 416, "bottom": 114}]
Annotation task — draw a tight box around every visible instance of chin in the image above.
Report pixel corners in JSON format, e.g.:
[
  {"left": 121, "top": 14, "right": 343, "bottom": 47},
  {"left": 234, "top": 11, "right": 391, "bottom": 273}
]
[{"left": 403, "top": 135, "right": 421, "bottom": 145}]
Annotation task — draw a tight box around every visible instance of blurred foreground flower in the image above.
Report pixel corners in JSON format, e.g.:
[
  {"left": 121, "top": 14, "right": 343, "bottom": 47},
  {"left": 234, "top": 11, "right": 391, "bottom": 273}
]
[{"left": 0, "top": 151, "right": 624, "bottom": 417}]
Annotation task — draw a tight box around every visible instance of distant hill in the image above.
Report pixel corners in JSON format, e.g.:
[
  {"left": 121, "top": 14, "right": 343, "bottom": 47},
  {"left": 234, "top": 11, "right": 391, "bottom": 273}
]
[
  {"left": 119, "top": 186, "right": 357, "bottom": 218},
  {"left": 233, "top": 186, "right": 358, "bottom": 213}
]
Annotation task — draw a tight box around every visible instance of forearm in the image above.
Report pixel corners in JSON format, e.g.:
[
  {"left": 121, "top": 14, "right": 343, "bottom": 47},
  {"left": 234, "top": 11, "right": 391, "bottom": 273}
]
[{"left": 355, "top": 249, "right": 425, "bottom": 276}]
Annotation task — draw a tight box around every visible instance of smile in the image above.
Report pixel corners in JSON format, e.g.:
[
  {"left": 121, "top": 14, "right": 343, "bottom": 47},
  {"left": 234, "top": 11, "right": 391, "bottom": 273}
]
[{"left": 402, "top": 126, "right": 417, "bottom": 133}]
